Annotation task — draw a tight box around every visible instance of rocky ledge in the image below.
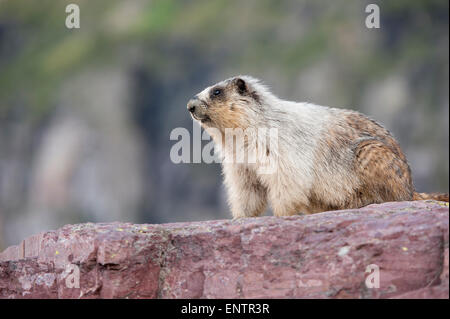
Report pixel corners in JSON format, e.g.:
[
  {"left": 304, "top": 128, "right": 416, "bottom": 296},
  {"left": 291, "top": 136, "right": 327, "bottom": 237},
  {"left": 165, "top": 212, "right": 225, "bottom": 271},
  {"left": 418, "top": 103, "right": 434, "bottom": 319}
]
[{"left": 0, "top": 200, "right": 448, "bottom": 299}]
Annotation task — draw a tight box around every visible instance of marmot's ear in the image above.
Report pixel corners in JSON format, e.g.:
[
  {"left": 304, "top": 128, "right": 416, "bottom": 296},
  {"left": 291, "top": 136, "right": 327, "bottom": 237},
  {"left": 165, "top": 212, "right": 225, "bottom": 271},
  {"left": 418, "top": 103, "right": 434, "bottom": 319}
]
[{"left": 234, "top": 78, "right": 247, "bottom": 94}]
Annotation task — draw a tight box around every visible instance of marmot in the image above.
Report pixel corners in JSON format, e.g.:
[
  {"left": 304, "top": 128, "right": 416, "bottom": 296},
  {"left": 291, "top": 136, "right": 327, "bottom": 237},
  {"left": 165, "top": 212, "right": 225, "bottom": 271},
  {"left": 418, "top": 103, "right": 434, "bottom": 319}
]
[{"left": 187, "top": 75, "right": 449, "bottom": 218}]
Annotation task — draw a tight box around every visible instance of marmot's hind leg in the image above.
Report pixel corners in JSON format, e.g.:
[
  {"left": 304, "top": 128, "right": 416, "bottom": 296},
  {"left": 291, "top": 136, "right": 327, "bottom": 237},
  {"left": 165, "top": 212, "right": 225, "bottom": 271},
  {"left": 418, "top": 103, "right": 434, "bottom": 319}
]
[{"left": 353, "top": 139, "right": 414, "bottom": 207}]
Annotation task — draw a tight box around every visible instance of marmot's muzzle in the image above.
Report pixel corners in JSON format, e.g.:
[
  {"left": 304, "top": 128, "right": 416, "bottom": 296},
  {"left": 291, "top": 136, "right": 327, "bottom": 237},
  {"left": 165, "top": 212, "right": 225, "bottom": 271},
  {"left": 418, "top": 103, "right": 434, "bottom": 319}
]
[
  {"left": 187, "top": 97, "right": 210, "bottom": 123},
  {"left": 187, "top": 98, "right": 198, "bottom": 114}
]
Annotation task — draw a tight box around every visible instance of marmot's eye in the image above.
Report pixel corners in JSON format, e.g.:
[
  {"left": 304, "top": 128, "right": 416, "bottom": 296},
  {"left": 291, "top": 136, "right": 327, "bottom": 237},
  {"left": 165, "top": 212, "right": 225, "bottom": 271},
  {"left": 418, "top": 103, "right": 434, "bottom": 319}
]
[{"left": 213, "top": 89, "right": 222, "bottom": 96}]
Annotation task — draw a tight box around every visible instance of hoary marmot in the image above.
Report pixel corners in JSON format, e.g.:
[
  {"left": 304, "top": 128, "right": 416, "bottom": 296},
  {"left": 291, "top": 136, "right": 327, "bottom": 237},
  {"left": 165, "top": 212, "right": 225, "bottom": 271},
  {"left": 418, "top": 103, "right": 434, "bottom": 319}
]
[{"left": 187, "top": 75, "right": 448, "bottom": 218}]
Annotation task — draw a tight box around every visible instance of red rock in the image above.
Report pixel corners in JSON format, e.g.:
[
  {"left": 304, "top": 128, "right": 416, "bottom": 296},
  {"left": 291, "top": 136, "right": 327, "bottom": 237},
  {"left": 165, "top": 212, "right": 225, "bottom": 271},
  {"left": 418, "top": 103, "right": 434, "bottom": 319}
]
[{"left": 0, "top": 200, "right": 448, "bottom": 299}]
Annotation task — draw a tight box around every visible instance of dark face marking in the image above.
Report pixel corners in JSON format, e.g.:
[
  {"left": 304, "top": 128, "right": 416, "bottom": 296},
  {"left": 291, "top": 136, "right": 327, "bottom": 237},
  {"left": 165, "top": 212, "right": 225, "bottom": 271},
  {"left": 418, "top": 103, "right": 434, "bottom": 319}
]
[
  {"left": 250, "top": 90, "right": 261, "bottom": 105},
  {"left": 210, "top": 86, "right": 223, "bottom": 99},
  {"left": 235, "top": 78, "right": 247, "bottom": 94},
  {"left": 233, "top": 77, "right": 261, "bottom": 105}
]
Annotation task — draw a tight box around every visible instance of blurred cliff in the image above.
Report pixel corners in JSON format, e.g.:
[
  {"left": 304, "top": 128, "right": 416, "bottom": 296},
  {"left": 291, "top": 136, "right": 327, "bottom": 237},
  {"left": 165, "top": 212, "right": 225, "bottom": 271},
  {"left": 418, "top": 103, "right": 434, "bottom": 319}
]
[{"left": 0, "top": 0, "right": 448, "bottom": 248}]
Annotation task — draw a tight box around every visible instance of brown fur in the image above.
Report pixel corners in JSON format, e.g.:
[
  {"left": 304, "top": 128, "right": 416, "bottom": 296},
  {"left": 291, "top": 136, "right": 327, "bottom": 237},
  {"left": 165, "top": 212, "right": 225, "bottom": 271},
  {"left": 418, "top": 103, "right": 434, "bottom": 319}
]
[{"left": 413, "top": 192, "right": 449, "bottom": 202}]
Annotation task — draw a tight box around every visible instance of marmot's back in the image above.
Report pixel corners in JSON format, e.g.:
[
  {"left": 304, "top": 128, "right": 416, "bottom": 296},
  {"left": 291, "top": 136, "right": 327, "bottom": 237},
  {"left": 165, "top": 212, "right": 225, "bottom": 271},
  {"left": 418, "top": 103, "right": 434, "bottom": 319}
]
[{"left": 309, "top": 108, "right": 414, "bottom": 212}]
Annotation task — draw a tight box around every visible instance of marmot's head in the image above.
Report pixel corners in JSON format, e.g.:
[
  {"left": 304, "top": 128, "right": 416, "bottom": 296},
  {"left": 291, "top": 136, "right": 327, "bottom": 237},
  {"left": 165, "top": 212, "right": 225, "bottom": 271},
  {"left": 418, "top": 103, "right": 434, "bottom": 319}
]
[{"left": 187, "top": 76, "right": 265, "bottom": 131}]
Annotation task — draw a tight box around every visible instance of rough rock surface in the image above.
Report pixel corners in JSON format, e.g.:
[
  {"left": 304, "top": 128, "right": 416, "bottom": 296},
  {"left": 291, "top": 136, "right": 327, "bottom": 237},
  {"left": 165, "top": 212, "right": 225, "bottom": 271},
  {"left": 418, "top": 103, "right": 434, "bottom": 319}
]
[{"left": 0, "top": 200, "right": 448, "bottom": 299}]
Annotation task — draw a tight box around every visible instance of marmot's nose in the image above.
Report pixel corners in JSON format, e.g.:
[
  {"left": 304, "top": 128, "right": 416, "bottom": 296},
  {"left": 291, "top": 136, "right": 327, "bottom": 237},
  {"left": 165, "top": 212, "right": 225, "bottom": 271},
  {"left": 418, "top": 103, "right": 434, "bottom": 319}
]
[{"left": 187, "top": 98, "right": 198, "bottom": 113}]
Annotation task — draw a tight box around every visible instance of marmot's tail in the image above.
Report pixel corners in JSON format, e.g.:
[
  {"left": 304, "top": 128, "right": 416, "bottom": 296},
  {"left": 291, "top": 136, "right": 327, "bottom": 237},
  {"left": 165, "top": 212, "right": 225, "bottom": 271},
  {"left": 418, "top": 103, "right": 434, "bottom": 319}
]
[{"left": 413, "top": 192, "right": 449, "bottom": 202}]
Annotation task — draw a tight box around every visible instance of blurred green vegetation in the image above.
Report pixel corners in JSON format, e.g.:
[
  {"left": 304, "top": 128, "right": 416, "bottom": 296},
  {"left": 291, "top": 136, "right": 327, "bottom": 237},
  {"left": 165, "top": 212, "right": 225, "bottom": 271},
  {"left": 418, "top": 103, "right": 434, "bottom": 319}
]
[
  {"left": 1, "top": 0, "right": 446, "bottom": 118},
  {"left": 0, "top": 0, "right": 448, "bottom": 247}
]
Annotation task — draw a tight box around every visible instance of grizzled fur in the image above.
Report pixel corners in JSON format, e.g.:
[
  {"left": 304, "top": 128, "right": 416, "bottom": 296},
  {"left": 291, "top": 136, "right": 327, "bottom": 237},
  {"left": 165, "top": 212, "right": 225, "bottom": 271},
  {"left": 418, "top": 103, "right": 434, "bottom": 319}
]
[{"left": 187, "top": 76, "right": 448, "bottom": 218}]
